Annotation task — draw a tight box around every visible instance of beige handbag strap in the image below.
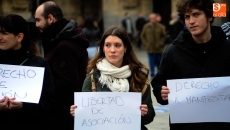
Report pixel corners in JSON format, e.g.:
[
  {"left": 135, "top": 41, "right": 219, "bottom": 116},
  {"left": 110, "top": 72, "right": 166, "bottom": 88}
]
[{"left": 91, "top": 74, "right": 96, "bottom": 92}]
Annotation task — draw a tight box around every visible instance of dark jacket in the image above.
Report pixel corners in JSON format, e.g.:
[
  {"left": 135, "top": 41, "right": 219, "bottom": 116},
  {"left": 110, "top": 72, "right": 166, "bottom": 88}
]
[
  {"left": 141, "top": 22, "right": 166, "bottom": 53},
  {"left": 41, "top": 18, "right": 90, "bottom": 130},
  {"left": 136, "top": 17, "right": 147, "bottom": 32},
  {"left": 0, "top": 49, "right": 55, "bottom": 130},
  {"left": 151, "top": 26, "right": 230, "bottom": 130},
  {"left": 122, "top": 18, "right": 134, "bottom": 35},
  {"left": 83, "top": 70, "right": 155, "bottom": 130},
  {"left": 169, "top": 19, "right": 184, "bottom": 41},
  {"left": 83, "top": 27, "right": 100, "bottom": 46}
]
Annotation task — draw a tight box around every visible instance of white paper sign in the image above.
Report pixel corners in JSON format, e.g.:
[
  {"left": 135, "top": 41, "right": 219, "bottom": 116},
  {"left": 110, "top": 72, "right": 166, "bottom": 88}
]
[
  {"left": 0, "top": 64, "right": 45, "bottom": 103},
  {"left": 167, "top": 76, "right": 230, "bottom": 123},
  {"left": 74, "top": 92, "right": 141, "bottom": 130}
]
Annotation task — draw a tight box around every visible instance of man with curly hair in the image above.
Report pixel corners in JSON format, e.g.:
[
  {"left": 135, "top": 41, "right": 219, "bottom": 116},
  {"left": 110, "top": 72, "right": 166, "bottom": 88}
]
[{"left": 151, "top": 0, "right": 230, "bottom": 129}]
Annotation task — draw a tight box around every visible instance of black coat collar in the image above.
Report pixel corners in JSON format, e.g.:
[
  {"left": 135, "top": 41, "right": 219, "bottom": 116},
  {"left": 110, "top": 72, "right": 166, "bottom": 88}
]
[
  {"left": 0, "top": 49, "right": 32, "bottom": 65},
  {"left": 41, "top": 19, "right": 69, "bottom": 54},
  {"left": 41, "top": 18, "right": 69, "bottom": 40},
  {"left": 173, "top": 26, "right": 226, "bottom": 50}
]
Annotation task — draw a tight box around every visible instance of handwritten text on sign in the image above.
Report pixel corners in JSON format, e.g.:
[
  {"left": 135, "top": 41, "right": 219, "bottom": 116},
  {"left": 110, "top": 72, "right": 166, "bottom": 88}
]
[
  {"left": 167, "top": 77, "right": 230, "bottom": 123},
  {"left": 0, "top": 64, "right": 44, "bottom": 103},
  {"left": 74, "top": 92, "right": 141, "bottom": 130}
]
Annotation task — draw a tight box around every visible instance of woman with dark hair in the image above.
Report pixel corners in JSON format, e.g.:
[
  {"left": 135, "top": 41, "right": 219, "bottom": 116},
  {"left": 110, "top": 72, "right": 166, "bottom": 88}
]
[
  {"left": 70, "top": 26, "right": 155, "bottom": 130},
  {"left": 0, "top": 14, "right": 55, "bottom": 130}
]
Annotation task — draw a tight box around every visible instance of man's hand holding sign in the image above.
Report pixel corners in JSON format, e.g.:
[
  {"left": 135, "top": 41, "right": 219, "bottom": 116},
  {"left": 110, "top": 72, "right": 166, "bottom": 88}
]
[{"left": 165, "top": 77, "right": 230, "bottom": 123}]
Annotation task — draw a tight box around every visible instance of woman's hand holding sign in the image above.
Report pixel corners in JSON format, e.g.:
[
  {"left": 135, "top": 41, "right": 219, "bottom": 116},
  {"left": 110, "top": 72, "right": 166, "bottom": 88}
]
[
  {"left": 0, "top": 97, "right": 9, "bottom": 111},
  {"left": 9, "top": 98, "right": 23, "bottom": 109},
  {"left": 70, "top": 105, "right": 77, "bottom": 116},
  {"left": 70, "top": 104, "right": 149, "bottom": 117},
  {"left": 140, "top": 104, "right": 148, "bottom": 116},
  {"left": 0, "top": 96, "right": 23, "bottom": 111}
]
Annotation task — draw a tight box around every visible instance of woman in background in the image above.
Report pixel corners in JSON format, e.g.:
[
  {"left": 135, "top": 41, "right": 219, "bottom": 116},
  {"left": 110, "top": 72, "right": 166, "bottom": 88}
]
[
  {"left": 0, "top": 14, "right": 55, "bottom": 130},
  {"left": 70, "top": 26, "right": 155, "bottom": 130}
]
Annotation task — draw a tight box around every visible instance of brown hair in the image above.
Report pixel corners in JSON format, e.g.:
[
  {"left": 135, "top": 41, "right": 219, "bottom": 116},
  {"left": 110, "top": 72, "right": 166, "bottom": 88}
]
[
  {"left": 30, "top": 42, "right": 41, "bottom": 56},
  {"left": 87, "top": 26, "right": 149, "bottom": 92},
  {"left": 176, "top": 0, "right": 215, "bottom": 23}
]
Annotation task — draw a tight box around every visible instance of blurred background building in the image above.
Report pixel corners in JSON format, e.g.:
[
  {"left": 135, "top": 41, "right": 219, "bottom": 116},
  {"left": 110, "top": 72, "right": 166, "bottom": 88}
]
[{"left": 0, "top": 0, "right": 229, "bottom": 34}]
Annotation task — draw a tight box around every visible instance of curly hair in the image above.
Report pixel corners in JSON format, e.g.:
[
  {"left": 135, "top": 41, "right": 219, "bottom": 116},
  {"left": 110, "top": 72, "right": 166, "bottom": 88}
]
[
  {"left": 87, "top": 26, "right": 149, "bottom": 92},
  {"left": 176, "top": 0, "right": 215, "bottom": 23}
]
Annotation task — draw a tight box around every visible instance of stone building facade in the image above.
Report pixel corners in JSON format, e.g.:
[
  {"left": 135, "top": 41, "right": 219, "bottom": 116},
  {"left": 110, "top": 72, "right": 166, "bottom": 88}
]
[
  {"left": 0, "top": 0, "right": 152, "bottom": 33},
  {"left": 0, "top": 0, "right": 229, "bottom": 32}
]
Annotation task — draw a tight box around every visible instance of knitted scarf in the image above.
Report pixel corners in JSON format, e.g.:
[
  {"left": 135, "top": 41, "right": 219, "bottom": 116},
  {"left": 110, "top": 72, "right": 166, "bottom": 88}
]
[{"left": 96, "top": 58, "right": 131, "bottom": 92}]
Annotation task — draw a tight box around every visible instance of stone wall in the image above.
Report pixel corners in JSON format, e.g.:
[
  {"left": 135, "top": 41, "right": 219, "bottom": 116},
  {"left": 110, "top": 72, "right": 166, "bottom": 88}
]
[
  {"left": 1, "top": 0, "right": 228, "bottom": 27},
  {"left": 0, "top": 0, "right": 153, "bottom": 34},
  {"left": 102, "top": 0, "right": 153, "bottom": 33},
  {"left": 0, "top": 0, "right": 31, "bottom": 19}
]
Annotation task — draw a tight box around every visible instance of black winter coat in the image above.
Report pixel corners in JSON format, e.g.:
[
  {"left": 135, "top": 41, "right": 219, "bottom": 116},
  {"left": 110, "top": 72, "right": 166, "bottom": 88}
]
[
  {"left": 41, "top": 18, "right": 90, "bottom": 130},
  {"left": 0, "top": 49, "right": 55, "bottom": 130},
  {"left": 151, "top": 26, "right": 230, "bottom": 130}
]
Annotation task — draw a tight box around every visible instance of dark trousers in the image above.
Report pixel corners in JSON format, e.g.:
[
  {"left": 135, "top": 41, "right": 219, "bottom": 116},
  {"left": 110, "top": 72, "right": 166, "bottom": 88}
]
[{"left": 148, "top": 53, "right": 162, "bottom": 77}]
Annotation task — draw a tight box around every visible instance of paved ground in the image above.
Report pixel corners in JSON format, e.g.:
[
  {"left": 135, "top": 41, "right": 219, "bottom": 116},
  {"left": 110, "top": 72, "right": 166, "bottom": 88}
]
[{"left": 134, "top": 46, "right": 170, "bottom": 130}]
